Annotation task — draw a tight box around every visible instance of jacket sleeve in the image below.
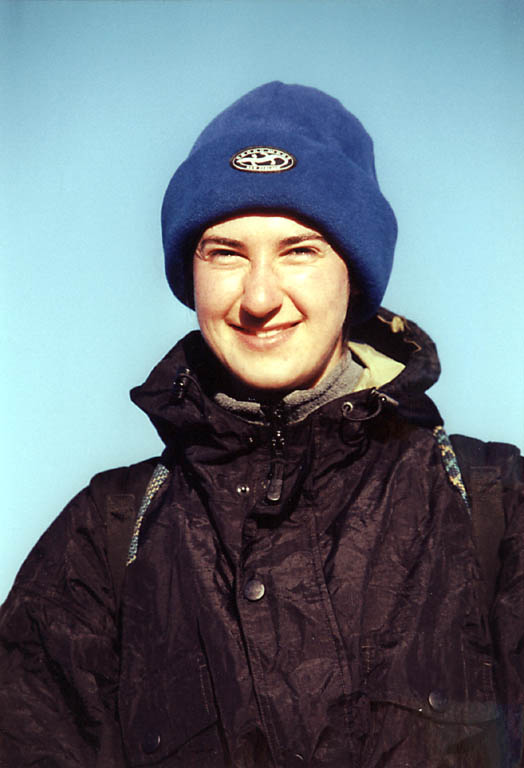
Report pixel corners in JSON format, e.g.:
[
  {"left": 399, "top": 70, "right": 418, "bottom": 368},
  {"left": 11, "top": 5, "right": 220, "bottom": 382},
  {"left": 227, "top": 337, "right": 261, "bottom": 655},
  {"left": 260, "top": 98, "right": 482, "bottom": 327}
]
[
  {"left": 0, "top": 485, "right": 125, "bottom": 767},
  {"left": 491, "top": 446, "right": 524, "bottom": 767},
  {"left": 450, "top": 434, "right": 524, "bottom": 766}
]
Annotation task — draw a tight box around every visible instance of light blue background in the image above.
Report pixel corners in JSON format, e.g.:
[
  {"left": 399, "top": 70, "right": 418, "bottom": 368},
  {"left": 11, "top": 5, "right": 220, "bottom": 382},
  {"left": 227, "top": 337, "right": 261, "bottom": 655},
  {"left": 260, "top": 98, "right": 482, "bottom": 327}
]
[{"left": 2, "top": 0, "right": 523, "bottom": 601}]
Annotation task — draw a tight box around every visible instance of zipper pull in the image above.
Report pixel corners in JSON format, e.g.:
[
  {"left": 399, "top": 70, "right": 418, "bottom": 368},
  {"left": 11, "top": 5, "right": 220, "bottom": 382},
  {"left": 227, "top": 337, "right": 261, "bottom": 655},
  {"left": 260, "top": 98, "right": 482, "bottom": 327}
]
[
  {"left": 265, "top": 405, "right": 285, "bottom": 504},
  {"left": 266, "top": 458, "right": 284, "bottom": 503}
]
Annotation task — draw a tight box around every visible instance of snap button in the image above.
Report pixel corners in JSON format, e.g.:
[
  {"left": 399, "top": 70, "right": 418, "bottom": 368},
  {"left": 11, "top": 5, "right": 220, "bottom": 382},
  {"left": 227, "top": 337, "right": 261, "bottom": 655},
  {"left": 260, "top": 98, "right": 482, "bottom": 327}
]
[
  {"left": 428, "top": 690, "right": 448, "bottom": 712},
  {"left": 236, "top": 484, "right": 250, "bottom": 495},
  {"left": 142, "top": 730, "right": 161, "bottom": 753},
  {"left": 244, "top": 579, "right": 265, "bottom": 601}
]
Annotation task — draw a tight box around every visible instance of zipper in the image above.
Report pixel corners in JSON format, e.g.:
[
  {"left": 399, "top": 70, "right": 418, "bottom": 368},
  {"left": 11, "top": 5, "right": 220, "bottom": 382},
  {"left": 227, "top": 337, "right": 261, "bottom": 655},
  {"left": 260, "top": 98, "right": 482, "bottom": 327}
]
[{"left": 265, "top": 404, "right": 286, "bottom": 504}]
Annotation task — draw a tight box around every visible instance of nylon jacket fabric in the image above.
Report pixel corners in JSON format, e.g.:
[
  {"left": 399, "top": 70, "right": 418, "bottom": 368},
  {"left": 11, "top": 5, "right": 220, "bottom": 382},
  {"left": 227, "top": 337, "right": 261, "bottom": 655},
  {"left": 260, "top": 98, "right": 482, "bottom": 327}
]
[{"left": 1, "top": 309, "right": 523, "bottom": 768}]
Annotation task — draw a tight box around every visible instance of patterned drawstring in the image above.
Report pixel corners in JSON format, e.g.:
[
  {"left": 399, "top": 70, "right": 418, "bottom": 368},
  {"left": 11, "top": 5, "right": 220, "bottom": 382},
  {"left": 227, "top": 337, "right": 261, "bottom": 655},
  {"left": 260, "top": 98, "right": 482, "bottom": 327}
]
[
  {"left": 433, "top": 425, "right": 470, "bottom": 513},
  {"left": 126, "top": 463, "right": 171, "bottom": 566}
]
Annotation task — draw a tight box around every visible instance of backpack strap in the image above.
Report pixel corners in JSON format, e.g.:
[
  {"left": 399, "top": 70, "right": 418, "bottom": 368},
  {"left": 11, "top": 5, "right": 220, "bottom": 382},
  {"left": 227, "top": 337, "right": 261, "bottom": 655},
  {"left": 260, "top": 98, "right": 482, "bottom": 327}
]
[
  {"left": 434, "top": 426, "right": 509, "bottom": 607},
  {"left": 126, "top": 463, "right": 171, "bottom": 566},
  {"left": 433, "top": 426, "right": 470, "bottom": 512},
  {"left": 89, "top": 458, "right": 170, "bottom": 605},
  {"left": 449, "top": 434, "right": 507, "bottom": 609}
]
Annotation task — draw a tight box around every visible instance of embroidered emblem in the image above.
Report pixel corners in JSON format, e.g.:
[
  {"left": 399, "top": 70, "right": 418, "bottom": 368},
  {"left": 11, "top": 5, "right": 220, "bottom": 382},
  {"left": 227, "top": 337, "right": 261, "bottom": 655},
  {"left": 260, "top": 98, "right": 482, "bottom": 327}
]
[
  {"left": 126, "top": 463, "right": 171, "bottom": 566},
  {"left": 433, "top": 425, "right": 470, "bottom": 513},
  {"left": 230, "top": 146, "right": 296, "bottom": 173}
]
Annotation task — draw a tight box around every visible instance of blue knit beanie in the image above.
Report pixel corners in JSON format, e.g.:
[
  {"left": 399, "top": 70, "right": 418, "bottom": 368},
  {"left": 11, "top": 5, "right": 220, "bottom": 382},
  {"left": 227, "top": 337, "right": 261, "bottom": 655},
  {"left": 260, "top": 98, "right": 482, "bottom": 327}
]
[{"left": 161, "top": 81, "right": 397, "bottom": 325}]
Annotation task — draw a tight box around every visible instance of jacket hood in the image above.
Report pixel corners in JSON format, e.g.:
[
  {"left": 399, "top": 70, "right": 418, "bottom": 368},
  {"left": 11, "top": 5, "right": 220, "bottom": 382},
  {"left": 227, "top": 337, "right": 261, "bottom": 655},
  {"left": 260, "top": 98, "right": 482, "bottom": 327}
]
[
  {"left": 130, "top": 308, "right": 443, "bottom": 449},
  {"left": 350, "top": 308, "right": 442, "bottom": 426}
]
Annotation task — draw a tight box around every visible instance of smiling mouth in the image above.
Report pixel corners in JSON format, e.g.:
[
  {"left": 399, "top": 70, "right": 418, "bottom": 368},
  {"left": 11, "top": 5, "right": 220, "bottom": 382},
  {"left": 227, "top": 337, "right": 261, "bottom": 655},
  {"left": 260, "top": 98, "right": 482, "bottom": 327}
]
[{"left": 232, "top": 322, "right": 299, "bottom": 338}]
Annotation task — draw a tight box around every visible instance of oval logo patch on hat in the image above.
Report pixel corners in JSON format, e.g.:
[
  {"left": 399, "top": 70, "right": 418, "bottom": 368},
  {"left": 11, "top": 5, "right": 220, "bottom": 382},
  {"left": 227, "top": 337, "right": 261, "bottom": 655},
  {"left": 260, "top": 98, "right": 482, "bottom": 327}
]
[{"left": 230, "top": 146, "right": 296, "bottom": 173}]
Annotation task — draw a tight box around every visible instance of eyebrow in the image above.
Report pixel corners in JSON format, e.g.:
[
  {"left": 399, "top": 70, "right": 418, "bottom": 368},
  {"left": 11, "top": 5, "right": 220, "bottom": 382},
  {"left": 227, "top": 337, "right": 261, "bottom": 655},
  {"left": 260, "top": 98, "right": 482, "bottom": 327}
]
[
  {"left": 279, "top": 234, "right": 327, "bottom": 246},
  {"left": 197, "top": 233, "right": 327, "bottom": 249},
  {"left": 197, "top": 237, "right": 244, "bottom": 248}
]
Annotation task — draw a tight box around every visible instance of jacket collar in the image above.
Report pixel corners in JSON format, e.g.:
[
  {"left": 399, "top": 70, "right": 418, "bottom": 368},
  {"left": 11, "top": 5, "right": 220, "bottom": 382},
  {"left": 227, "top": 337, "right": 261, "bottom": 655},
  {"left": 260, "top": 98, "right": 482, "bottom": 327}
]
[{"left": 130, "top": 308, "right": 443, "bottom": 450}]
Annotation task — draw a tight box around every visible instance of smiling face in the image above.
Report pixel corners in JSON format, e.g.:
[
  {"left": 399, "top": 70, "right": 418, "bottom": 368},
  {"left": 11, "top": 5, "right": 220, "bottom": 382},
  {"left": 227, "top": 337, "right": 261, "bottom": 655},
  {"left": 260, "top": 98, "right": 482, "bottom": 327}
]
[{"left": 193, "top": 214, "right": 350, "bottom": 395}]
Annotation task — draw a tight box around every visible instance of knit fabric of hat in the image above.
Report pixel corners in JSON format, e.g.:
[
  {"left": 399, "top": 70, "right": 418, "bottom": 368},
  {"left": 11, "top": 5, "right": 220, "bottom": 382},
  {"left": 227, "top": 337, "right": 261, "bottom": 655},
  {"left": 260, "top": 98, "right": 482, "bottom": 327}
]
[{"left": 161, "top": 81, "right": 397, "bottom": 325}]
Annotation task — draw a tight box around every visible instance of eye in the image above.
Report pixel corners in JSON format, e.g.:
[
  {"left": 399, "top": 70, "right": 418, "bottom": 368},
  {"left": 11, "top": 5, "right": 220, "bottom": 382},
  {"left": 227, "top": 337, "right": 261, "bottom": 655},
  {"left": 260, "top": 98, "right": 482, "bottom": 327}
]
[
  {"left": 198, "top": 248, "right": 245, "bottom": 265},
  {"left": 282, "top": 245, "right": 319, "bottom": 263}
]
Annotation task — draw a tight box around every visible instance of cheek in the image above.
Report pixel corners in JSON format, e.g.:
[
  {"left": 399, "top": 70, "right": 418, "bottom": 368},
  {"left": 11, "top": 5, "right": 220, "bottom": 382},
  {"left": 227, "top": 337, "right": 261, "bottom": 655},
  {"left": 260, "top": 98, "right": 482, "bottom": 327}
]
[
  {"left": 194, "top": 261, "right": 222, "bottom": 321},
  {"left": 303, "top": 264, "right": 349, "bottom": 325},
  {"left": 329, "top": 260, "right": 351, "bottom": 315},
  {"left": 193, "top": 260, "right": 211, "bottom": 314},
  {"left": 193, "top": 263, "right": 241, "bottom": 326}
]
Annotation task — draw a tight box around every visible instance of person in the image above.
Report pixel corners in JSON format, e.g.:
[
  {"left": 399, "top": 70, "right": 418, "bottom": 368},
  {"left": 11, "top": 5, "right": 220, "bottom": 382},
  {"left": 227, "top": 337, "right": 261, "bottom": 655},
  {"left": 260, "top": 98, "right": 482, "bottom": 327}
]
[{"left": 0, "top": 82, "right": 522, "bottom": 768}]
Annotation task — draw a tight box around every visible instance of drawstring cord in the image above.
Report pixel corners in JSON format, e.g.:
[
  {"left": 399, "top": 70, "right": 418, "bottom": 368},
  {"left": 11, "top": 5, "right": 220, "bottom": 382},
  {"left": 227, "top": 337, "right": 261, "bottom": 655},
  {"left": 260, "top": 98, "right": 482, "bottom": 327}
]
[
  {"left": 172, "top": 367, "right": 194, "bottom": 402},
  {"left": 171, "top": 366, "right": 210, "bottom": 416},
  {"left": 341, "top": 388, "right": 399, "bottom": 422}
]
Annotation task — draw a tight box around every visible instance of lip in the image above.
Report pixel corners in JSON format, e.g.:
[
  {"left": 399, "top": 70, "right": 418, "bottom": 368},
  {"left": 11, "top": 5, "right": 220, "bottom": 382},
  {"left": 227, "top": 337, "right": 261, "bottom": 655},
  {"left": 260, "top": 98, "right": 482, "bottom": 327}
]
[{"left": 229, "top": 321, "right": 300, "bottom": 348}]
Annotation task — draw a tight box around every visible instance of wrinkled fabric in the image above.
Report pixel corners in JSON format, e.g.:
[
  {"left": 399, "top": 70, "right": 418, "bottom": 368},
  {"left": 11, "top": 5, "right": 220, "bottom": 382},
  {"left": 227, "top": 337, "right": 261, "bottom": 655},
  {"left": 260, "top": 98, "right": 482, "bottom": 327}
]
[{"left": 1, "top": 309, "right": 523, "bottom": 768}]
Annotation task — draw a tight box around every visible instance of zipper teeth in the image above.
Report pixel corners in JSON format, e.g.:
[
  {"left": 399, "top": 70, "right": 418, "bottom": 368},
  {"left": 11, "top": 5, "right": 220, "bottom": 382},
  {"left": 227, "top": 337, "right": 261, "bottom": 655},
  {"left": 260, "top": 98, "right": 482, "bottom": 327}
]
[{"left": 272, "top": 427, "right": 284, "bottom": 452}]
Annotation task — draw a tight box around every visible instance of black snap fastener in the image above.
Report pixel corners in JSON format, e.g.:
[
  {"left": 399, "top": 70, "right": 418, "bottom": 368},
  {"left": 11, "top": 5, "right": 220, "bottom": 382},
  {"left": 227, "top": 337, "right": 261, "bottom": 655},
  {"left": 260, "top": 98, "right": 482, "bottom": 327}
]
[
  {"left": 236, "top": 484, "right": 250, "bottom": 495},
  {"left": 428, "top": 690, "right": 448, "bottom": 712},
  {"left": 142, "top": 730, "right": 161, "bottom": 754},
  {"left": 244, "top": 579, "right": 265, "bottom": 601}
]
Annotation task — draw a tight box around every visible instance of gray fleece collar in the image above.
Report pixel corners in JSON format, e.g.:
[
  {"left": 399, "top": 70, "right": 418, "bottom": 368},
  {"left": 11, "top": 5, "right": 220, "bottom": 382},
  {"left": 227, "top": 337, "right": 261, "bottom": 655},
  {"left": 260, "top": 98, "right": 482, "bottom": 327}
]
[{"left": 214, "top": 351, "right": 363, "bottom": 425}]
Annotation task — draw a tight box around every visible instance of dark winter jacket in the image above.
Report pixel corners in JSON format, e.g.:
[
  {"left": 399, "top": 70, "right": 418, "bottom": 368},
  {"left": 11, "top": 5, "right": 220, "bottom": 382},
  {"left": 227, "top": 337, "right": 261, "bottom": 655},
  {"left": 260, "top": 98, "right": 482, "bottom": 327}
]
[{"left": 1, "top": 309, "right": 523, "bottom": 767}]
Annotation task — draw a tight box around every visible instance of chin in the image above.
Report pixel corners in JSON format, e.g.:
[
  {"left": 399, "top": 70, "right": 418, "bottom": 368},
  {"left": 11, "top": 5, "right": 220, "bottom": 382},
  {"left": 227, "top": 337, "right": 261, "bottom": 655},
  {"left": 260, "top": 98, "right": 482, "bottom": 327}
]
[{"left": 235, "top": 371, "right": 309, "bottom": 396}]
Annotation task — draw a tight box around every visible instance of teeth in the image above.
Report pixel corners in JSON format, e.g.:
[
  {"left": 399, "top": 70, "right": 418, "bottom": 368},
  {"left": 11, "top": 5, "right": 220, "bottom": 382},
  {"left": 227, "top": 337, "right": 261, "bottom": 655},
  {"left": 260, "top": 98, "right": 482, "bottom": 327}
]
[
  {"left": 233, "top": 324, "right": 296, "bottom": 337},
  {"left": 254, "top": 328, "right": 282, "bottom": 338}
]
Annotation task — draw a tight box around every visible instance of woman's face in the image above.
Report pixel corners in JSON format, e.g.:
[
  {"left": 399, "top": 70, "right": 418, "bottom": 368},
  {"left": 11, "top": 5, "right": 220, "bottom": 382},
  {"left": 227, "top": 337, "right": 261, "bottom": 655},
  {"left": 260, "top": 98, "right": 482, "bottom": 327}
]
[{"left": 193, "top": 214, "right": 350, "bottom": 394}]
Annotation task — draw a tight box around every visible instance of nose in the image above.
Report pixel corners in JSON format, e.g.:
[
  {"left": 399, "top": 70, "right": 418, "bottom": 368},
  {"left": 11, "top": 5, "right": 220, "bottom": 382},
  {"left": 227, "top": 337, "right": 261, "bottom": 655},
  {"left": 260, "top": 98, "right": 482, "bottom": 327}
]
[{"left": 240, "top": 258, "right": 283, "bottom": 319}]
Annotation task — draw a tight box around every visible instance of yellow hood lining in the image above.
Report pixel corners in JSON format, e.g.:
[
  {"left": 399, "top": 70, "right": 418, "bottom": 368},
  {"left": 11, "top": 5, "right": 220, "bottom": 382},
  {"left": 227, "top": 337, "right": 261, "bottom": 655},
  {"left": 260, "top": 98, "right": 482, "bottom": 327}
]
[{"left": 348, "top": 341, "right": 405, "bottom": 393}]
